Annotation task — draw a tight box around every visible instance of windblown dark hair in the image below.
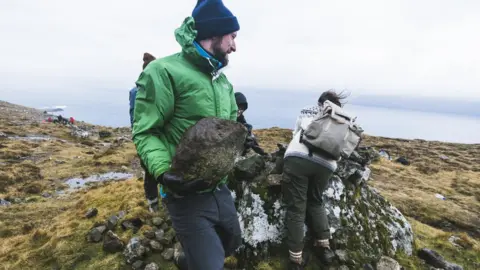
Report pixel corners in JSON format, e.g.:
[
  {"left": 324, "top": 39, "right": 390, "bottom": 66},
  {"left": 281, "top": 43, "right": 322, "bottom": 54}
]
[
  {"left": 318, "top": 90, "right": 349, "bottom": 107},
  {"left": 142, "top": 52, "right": 156, "bottom": 70}
]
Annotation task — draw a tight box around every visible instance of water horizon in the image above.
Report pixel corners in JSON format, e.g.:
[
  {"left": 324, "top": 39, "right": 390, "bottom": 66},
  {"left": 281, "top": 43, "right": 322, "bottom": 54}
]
[{"left": 2, "top": 90, "right": 479, "bottom": 144}]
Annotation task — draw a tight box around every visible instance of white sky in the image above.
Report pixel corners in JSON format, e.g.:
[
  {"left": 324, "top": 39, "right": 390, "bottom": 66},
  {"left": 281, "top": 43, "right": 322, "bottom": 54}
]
[{"left": 1, "top": 0, "right": 479, "bottom": 99}]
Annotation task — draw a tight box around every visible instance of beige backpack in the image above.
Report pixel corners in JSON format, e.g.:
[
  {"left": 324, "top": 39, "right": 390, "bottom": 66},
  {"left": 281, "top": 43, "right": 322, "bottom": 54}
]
[{"left": 300, "top": 100, "right": 364, "bottom": 160}]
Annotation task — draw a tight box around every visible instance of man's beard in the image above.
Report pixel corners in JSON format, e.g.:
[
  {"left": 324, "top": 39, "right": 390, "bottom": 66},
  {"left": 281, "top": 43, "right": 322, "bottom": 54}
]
[{"left": 211, "top": 40, "right": 228, "bottom": 66}]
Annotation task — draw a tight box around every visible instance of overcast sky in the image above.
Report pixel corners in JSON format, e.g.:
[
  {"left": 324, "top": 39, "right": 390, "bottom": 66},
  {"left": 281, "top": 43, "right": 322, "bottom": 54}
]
[{"left": 1, "top": 0, "right": 479, "bottom": 100}]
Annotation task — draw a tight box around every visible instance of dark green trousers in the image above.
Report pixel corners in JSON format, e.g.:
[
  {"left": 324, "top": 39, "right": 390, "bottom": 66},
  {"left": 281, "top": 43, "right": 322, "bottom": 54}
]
[{"left": 282, "top": 156, "right": 333, "bottom": 252}]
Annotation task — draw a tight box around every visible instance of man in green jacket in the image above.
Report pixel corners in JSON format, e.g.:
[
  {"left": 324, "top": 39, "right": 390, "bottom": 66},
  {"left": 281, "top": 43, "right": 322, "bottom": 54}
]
[{"left": 132, "top": 0, "right": 241, "bottom": 268}]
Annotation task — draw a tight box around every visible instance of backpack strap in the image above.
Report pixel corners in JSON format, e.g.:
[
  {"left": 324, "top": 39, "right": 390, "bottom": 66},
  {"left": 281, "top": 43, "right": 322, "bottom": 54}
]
[{"left": 299, "top": 129, "right": 314, "bottom": 157}]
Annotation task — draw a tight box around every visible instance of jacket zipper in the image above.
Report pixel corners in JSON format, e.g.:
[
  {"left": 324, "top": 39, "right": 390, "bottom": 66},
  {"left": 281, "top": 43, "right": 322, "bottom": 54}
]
[{"left": 207, "top": 59, "right": 220, "bottom": 117}]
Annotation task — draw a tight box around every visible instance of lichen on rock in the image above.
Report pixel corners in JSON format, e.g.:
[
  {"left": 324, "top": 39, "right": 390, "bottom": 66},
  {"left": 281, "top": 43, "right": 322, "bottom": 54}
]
[
  {"left": 229, "top": 146, "right": 414, "bottom": 268},
  {"left": 236, "top": 182, "right": 285, "bottom": 248}
]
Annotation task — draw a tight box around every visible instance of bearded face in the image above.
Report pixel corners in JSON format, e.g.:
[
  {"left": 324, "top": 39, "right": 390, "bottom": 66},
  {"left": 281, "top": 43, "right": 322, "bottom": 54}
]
[{"left": 210, "top": 32, "right": 237, "bottom": 66}]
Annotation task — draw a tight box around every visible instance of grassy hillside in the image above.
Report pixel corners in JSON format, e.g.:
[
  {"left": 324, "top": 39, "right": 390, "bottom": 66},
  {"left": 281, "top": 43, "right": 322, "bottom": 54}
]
[{"left": 1, "top": 101, "right": 479, "bottom": 269}]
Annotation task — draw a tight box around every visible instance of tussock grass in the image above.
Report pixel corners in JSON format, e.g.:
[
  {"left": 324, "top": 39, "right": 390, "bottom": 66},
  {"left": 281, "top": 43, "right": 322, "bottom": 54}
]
[{"left": 0, "top": 180, "right": 176, "bottom": 270}]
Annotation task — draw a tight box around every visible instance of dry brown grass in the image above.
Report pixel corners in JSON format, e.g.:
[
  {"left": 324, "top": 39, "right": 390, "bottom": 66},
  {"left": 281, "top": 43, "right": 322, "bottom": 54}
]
[
  {"left": 254, "top": 127, "right": 293, "bottom": 153},
  {"left": 0, "top": 180, "right": 176, "bottom": 270},
  {"left": 361, "top": 135, "right": 480, "bottom": 173},
  {"left": 0, "top": 109, "right": 138, "bottom": 199},
  {"left": 370, "top": 159, "right": 480, "bottom": 236}
]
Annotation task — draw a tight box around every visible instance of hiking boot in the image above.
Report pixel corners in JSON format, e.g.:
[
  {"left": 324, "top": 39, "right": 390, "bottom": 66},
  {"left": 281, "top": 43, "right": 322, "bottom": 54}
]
[
  {"left": 288, "top": 261, "right": 305, "bottom": 270},
  {"left": 314, "top": 246, "right": 335, "bottom": 265},
  {"left": 288, "top": 252, "right": 310, "bottom": 270}
]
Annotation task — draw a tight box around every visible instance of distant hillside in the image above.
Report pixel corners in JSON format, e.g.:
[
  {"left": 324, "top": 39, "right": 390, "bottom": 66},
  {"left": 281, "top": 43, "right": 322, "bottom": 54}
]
[{"left": 350, "top": 94, "right": 480, "bottom": 117}]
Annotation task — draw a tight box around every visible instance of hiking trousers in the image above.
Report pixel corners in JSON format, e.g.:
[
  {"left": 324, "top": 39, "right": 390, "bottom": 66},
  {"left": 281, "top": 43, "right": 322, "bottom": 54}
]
[
  {"left": 164, "top": 184, "right": 242, "bottom": 270},
  {"left": 282, "top": 156, "right": 333, "bottom": 252}
]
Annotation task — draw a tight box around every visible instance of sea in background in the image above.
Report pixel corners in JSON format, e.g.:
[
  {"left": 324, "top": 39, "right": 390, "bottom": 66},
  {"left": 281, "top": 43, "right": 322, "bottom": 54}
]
[{"left": 2, "top": 89, "right": 479, "bottom": 144}]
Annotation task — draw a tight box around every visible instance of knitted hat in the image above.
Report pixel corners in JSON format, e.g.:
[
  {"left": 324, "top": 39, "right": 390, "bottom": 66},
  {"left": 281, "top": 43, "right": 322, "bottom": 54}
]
[
  {"left": 192, "top": 0, "right": 240, "bottom": 41},
  {"left": 235, "top": 92, "right": 248, "bottom": 111}
]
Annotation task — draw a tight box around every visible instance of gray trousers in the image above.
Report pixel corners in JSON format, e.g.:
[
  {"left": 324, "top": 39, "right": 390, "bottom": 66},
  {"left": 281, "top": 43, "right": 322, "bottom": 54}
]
[
  {"left": 282, "top": 156, "right": 333, "bottom": 252},
  {"left": 164, "top": 184, "right": 242, "bottom": 270}
]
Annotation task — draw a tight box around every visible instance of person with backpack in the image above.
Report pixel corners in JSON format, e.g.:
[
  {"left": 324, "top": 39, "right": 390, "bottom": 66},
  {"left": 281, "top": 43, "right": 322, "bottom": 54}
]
[
  {"left": 235, "top": 92, "right": 267, "bottom": 156},
  {"left": 132, "top": 1, "right": 241, "bottom": 269},
  {"left": 129, "top": 52, "right": 160, "bottom": 212},
  {"left": 282, "top": 90, "right": 362, "bottom": 269}
]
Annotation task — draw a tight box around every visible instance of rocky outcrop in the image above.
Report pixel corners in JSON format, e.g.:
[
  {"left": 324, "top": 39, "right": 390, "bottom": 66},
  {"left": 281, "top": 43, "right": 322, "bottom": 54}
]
[{"left": 228, "top": 145, "right": 414, "bottom": 268}]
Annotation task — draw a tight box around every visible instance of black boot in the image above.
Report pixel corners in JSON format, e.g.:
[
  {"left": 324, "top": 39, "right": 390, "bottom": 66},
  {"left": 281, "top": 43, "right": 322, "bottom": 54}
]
[
  {"left": 314, "top": 245, "right": 335, "bottom": 265},
  {"left": 288, "top": 252, "right": 310, "bottom": 270}
]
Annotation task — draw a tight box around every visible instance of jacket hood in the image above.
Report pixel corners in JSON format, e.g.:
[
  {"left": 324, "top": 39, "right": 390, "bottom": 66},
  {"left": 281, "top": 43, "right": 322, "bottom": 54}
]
[{"left": 174, "top": 17, "right": 222, "bottom": 73}]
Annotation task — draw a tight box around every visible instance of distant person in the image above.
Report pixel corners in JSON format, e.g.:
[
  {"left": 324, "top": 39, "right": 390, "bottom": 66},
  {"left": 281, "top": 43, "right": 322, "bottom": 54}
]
[
  {"left": 234, "top": 92, "right": 267, "bottom": 156},
  {"left": 282, "top": 90, "right": 348, "bottom": 269},
  {"left": 130, "top": 53, "right": 156, "bottom": 127},
  {"left": 129, "top": 52, "right": 159, "bottom": 212},
  {"left": 132, "top": 0, "right": 241, "bottom": 269},
  {"left": 53, "top": 115, "right": 69, "bottom": 125}
]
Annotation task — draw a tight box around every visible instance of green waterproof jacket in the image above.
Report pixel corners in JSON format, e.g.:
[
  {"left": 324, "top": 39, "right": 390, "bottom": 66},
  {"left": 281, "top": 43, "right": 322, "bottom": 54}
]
[{"left": 132, "top": 17, "right": 238, "bottom": 192}]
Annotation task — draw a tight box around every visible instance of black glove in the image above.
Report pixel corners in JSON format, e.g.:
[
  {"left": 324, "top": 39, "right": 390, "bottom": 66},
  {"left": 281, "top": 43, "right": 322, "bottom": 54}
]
[
  {"left": 244, "top": 136, "right": 268, "bottom": 156},
  {"left": 244, "top": 136, "right": 255, "bottom": 148},
  {"left": 159, "top": 171, "right": 211, "bottom": 196}
]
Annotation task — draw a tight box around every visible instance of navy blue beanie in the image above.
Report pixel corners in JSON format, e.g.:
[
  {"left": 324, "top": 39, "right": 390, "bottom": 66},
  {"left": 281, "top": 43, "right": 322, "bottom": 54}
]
[
  {"left": 192, "top": 0, "right": 240, "bottom": 41},
  {"left": 235, "top": 92, "right": 248, "bottom": 110}
]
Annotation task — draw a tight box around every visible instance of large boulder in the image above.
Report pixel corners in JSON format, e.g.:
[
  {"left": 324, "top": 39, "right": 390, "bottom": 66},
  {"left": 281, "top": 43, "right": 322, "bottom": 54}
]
[
  {"left": 228, "top": 146, "right": 414, "bottom": 268},
  {"left": 171, "top": 117, "right": 248, "bottom": 186}
]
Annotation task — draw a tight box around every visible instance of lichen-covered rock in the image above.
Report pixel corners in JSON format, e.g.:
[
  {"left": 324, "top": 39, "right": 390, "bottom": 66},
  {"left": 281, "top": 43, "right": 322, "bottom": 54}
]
[
  {"left": 418, "top": 248, "right": 463, "bottom": 270},
  {"left": 123, "top": 237, "right": 147, "bottom": 264},
  {"left": 0, "top": 198, "right": 11, "bottom": 206},
  {"left": 131, "top": 260, "right": 144, "bottom": 270},
  {"left": 152, "top": 217, "right": 164, "bottom": 227},
  {"left": 161, "top": 248, "right": 174, "bottom": 261},
  {"left": 107, "top": 215, "right": 118, "bottom": 230},
  {"left": 154, "top": 229, "right": 164, "bottom": 241},
  {"left": 159, "top": 228, "right": 175, "bottom": 245},
  {"left": 103, "top": 231, "right": 124, "bottom": 253},
  {"left": 234, "top": 155, "right": 266, "bottom": 180},
  {"left": 171, "top": 117, "right": 247, "bottom": 185},
  {"left": 86, "top": 225, "right": 106, "bottom": 243},
  {"left": 144, "top": 262, "right": 159, "bottom": 270},
  {"left": 121, "top": 218, "right": 143, "bottom": 233},
  {"left": 143, "top": 230, "right": 155, "bottom": 240},
  {"left": 376, "top": 256, "right": 401, "bottom": 270},
  {"left": 335, "top": 250, "right": 348, "bottom": 264},
  {"left": 85, "top": 208, "right": 98, "bottom": 218},
  {"left": 229, "top": 146, "right": 414, "bottom": 268},
  {"left": 149, "top": 240, "right": 163, "bottom": 252}
]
